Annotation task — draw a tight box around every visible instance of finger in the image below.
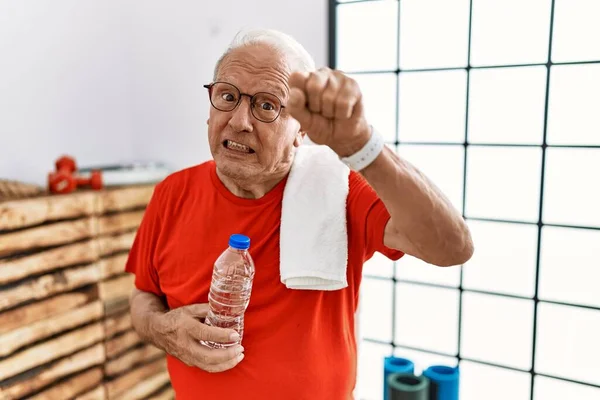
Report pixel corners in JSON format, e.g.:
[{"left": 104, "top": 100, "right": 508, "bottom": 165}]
[
  {"left": 192, "top": 342, "right": 244, "bottom": 366},
  {"left": 204, "top": 353, "right": 245, "bottom": 373},
  {"left": 193, "top": 322, "right": 240, "bottom": 344},
  {"left": 288, "top": 87, "right": 312, "bottom": 130},
  {"left": 335, "top": 78, "right": 360, "bottom": 120},
  {"left": 305, "top": 69, "right": 330, "bottom": 113},
  {"left": 184, "top": 303, "right": 209, "bottom": 318},
  {"left": 288, "top": 71, "right": 310, "bottom": 92},
  {"left": 321, "top": 74, "right": 341, "bottom": 119}
]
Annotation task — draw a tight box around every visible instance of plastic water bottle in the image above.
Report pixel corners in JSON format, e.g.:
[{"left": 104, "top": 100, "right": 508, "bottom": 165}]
[{"left": 202, "top": 234, "right": 255, "bottom": 349}]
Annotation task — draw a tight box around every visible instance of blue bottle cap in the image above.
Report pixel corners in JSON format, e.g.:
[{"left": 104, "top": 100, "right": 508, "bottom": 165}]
[{"left": 229, "top": 234, "right": 250, "bottom": 250}]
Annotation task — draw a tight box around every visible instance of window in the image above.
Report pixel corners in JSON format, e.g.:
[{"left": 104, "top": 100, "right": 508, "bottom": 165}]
[{"left": 331, "top": 1, "right": 600, "bottom": 399}]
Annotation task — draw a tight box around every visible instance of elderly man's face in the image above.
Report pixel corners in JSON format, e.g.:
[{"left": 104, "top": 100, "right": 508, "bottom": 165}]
[{"left": 207, "top": 44, "right": 302, "bottom": 184}]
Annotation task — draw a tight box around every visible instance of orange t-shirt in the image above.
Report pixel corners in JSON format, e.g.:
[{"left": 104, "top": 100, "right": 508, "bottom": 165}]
[{"left": 125, "top": 160, "right": 403, "bottom": 400}]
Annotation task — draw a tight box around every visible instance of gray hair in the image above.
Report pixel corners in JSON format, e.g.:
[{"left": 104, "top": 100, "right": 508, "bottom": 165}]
[{"left": 213, "top": 28, "right": 316, "bottom": 81}]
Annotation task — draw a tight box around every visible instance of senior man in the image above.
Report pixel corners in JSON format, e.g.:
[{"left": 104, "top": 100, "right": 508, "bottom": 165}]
[{"left": 125, "top": 28, "right": 473, "bottom": 400}]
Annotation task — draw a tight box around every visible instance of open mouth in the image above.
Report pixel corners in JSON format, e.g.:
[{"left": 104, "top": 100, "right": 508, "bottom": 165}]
[{"left": 223, "top": 140, "right": 255, "bottom": 154}]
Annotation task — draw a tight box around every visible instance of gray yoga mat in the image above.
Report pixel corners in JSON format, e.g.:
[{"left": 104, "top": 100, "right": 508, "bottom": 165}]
[{"left": 387, "top": 373, "right": 430, "bottom": 400}]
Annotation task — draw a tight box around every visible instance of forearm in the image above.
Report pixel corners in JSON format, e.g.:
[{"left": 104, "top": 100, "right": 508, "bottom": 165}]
[
  {"left": 129, "top": 288, "right": 170, "bottom": 350},
  {"left": 360, "top": 146, "right": 473, "bottom": 266}
]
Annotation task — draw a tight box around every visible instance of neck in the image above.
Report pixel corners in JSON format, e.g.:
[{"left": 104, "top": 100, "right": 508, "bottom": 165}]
[{"left": 216, "top": 167, "right": 289, "bottom": 199}]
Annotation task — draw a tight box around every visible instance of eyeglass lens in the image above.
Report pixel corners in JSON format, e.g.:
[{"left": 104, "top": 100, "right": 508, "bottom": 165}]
[{"left": 209, "top": 82, "right": 282, "bottom": 122}]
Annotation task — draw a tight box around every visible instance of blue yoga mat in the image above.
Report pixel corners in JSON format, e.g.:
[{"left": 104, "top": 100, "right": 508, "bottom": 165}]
[
  {"left": 383, "top": 357, "right": 415, "bottom": 400},
  {"left": 422, "top": 365, "right": 459, "bottom": 400}
]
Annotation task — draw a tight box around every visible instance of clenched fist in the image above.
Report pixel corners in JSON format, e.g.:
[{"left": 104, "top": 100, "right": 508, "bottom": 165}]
[{"left": 287, "top": 67, "right": 372, "bottom": 157}]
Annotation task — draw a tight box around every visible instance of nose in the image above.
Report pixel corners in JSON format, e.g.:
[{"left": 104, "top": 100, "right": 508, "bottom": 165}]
[{"left": 227, "top": 95, "right": 254, "bottom": 133}]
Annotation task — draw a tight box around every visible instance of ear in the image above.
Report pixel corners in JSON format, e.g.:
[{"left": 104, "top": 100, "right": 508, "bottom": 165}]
[{"left": 293, "top": 131, "right": 306, "bottom": 147}]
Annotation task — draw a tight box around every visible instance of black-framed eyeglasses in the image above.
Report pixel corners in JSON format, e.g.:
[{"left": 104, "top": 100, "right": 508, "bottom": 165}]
[{"left": 203, "top": 82, "right": 285, "bottom": 123}]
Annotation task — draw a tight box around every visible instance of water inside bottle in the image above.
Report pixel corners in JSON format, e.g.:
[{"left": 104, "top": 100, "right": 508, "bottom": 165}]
[{"left": 202, "top": 257, "right": 254, "bottom": 349}]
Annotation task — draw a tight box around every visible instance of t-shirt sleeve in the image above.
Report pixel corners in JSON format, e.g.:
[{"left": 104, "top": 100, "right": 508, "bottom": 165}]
[
  {"left": 347, "top": 170, "right": 404, "bottom": 261},
  {"left": 124, "top": 182, "right": 165, "bottom": 297}
]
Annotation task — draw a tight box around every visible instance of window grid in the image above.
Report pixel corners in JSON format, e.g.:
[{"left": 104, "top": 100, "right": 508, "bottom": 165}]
[{"left": 330, "top": 0, "right": 600, "bottom": 396}]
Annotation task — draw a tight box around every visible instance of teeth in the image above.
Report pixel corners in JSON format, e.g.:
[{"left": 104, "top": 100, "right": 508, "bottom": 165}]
[{"left": 226, "top": 140, "right": 251, "bottom": 153}]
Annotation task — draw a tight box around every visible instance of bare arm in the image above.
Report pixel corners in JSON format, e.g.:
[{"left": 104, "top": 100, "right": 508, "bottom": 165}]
[
  {"left": 129, "top": 288, "right": 245, "bottom": 373},
  {"left": 129, "top": 288, "right": 169, "bottom": 347},
  {"left": 361, "top": 146, "right": 474, "bottom": 267},
  {"left": 287, "top": 68, "right": 474, "bottom": 267}
]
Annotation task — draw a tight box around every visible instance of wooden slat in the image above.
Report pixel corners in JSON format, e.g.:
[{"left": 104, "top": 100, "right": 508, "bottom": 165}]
[
  {"left": 148, "top": 385, "right": 175, "bottom": 400},
  {"left": 99, "top": 274, "right": 134, "bottom": 303},
  {"left": 27, "top": 367, "right": 103, "bottom": 400},
  {"left": 0, "top": 218, "right": 95, "bottom": 258},
  {"left": 113, "top": 371, "right": 170, "bottom": 400},
  {"left": 0, "top": 192, "right": 97, "bottom": 231},
  {"left": 100, "top": 186, "right": 154, "bottom": 213},
  {"left": 105, "top": 358, "right": 166, "bottom": 400},
  {"left": 106, "top": 330, "right": 141, "bottom": 359},
  {"left": 0, "top": 322, "right": 104, "bottom": 381},
  {"left": 97, "top": 211, "right": 144, "bottom": 236},
  {"left": 0, "top": 301, "right": 103, "bottom": 357},
  {"left": 105, "top": 298, "right": 130, "bottom": 317},
  {"left": 99, "top": 253, "right": 129, "bottom": 280},
  {"left": 75, "top": 385, "right": 106, "bottom": 400},
  {"left": 0, "top": 263, "right": 100, "bottom": 312},
  {"left": 0, "top": 344, "right": 105, "bottom": 400},
  {"left": 0, "top": 179, "right": 44, "bottom": 203},
  {"left": 0, "top": 185, "right": 153, "bottom": 232},
  {"left": 0, "top": 240, "right": 98, "bottom": 285},
  {"left": 97, "top": 231, "right": 136, "bottom": 256},
  {"left": 105, "top": 345, "right": 163, "bottom": 377},
  {"left": 105, "top": 312, "right": 132, "bottom": 339},
  {"left": 0, "top": 288, "right": 97, "bottom": 335}
]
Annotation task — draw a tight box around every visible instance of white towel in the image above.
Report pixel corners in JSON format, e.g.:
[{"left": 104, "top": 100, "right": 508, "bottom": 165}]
[{"left": 280, "top": 144, "right": 350, "bottom": 290}]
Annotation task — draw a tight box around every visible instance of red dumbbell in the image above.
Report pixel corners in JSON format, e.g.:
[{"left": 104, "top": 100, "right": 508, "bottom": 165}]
[
  {"left": 48, "top": 155, "right": 104, "bottom": 194},
  {"left": 55, "top": 155, "right": 77, "bottom": 174},
  {"left": 48, "top": 155, "right": 78, "bottom": 194},
  {"left": 75, "top": 170, "right": 104, "bottom": 190}
]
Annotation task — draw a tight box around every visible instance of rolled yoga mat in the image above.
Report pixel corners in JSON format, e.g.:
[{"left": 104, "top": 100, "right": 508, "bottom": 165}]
[
  {"left": 422, "top": 365, "right": 459, "bottom": 400},
  {"left": 384, "top": 357, "right": 415, "bottom": 400},
  {"left": 387, "top": 373, "right": 430, "bottom": 400}
]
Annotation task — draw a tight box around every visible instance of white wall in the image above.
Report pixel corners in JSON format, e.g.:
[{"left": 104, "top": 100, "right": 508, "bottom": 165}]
[
  {"left": 0, "top": 1, "right": 134, "bottom": 186},
  {"left": 0, "top": 0, "right": 327, "bottom": 185},
  {"left": 128, "top": 0, "right": 327, "bottom": 172}
]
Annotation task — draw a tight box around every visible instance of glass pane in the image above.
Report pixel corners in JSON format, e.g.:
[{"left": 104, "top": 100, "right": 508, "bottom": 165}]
[
  {"left": 552, "top": 0, "right": 600, "bottom": 63},
  {"left": 459, "top": 361, "right": 531, "bottom": 400},
  {"left": 534, "top": 375, "right": 600, "bottom": 400},
  {"left": 398, "top": 70, "right": 467, "bottom": 143},
  {"left": 468, "top": 66, "right": 547, "bottom": 145},
  {"left": 396, "top": 255, "right": 461, "bottom": 288},
  {"left": 357, "top": 341, "right": 393, "bottom": 400},
  {"left": 399, "top": 0, "right": 470, "bottom": 69},
  {"left": 393, "top": 347, "right": 458, "bottom": 376},
  {"left": 461, "top": 292, "right": 534, "bottom": 370},
  {"left": 535, "top": 303, "right": 600, "bottom": 386},
  {"left": 470, "top": 0, "right": 552, "bottom": 66},
  {"left": 547, "top": 64, "right": 600, "bottom": 145},
  {"left": 396, "top": 144, "right": 465, "bottom": 212},
  {"left": 364, "top": 251, "right": 394, "bottom": 279},
  {"left": 539, "top": 226, "right": 600, "bottom": 308},
  {"left": 463, "top": 220, "right": 538, "bottom": 298},
  {"left": 465, "top": 146, "right": 542, "bottom": 222},
  {"left": 336, "top": 1, "right": 398, "bottom": 72},
  {"left": 360, "top": 278, "right": 394, "bottom": 343},
  {"left": 350, "top": 73, "right": 397, "bottom": 143},
  {"left": 395, "top": 283, "right": 459, "bottom": 354},
  {"left": 543, "top": 148, "right": 600, "bottom": 227}
]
